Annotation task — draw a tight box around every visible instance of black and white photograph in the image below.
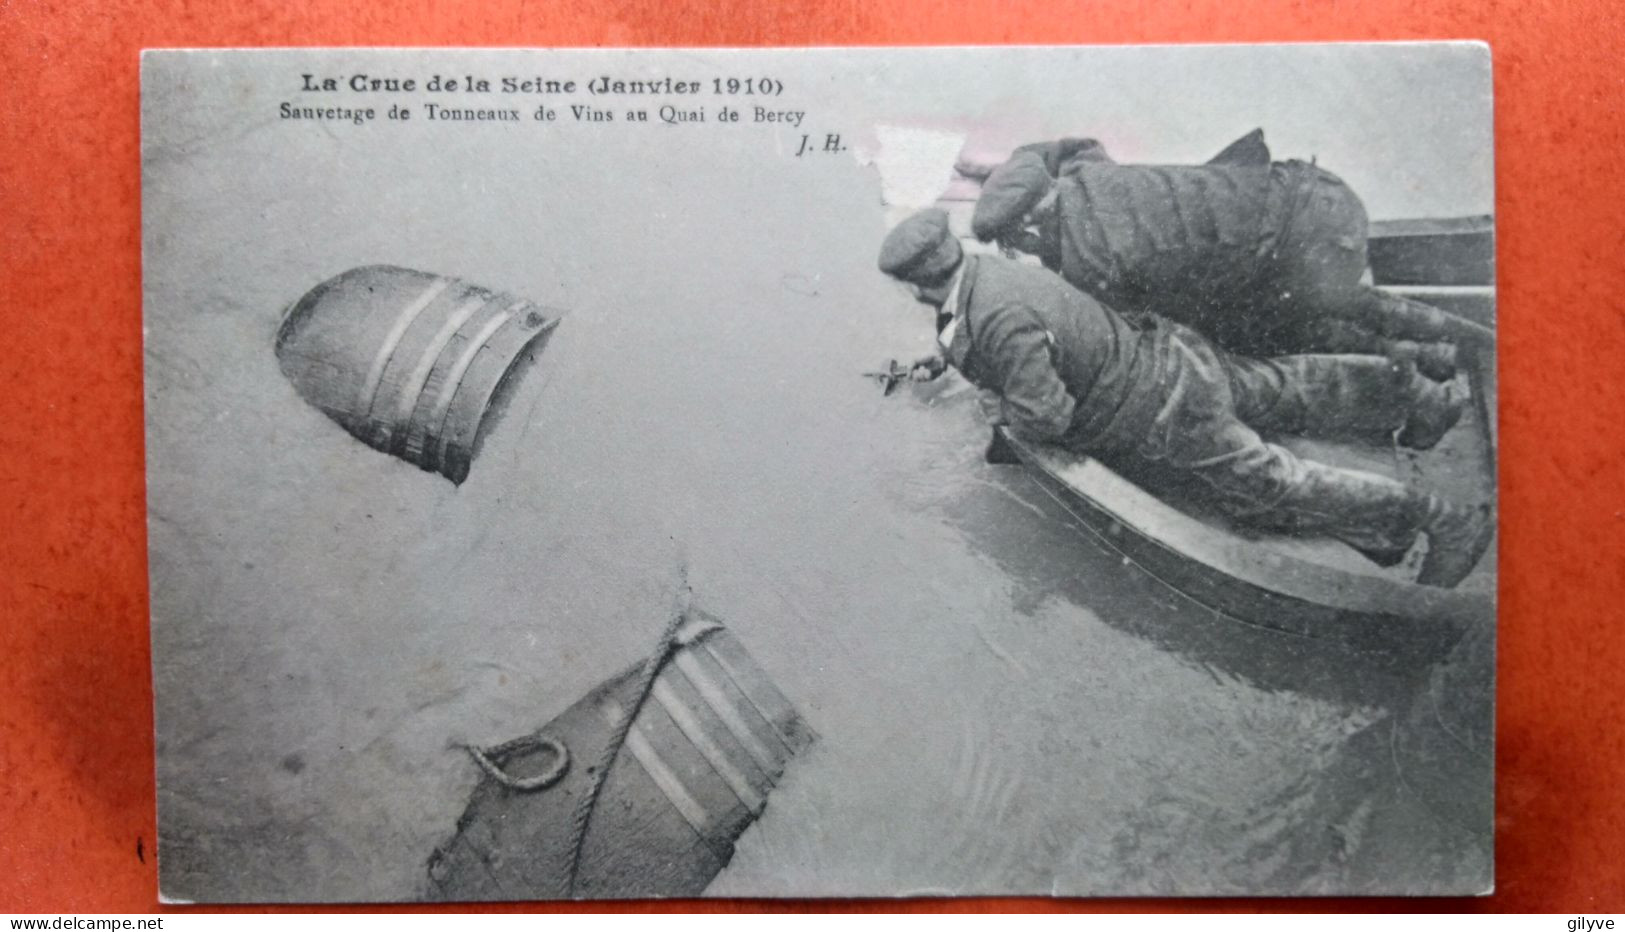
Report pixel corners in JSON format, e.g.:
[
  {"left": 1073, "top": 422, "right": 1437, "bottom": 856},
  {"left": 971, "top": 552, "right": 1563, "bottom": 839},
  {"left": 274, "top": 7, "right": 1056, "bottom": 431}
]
[{"left": 141, "top": 45, "right": 1496, "bottom": 902}]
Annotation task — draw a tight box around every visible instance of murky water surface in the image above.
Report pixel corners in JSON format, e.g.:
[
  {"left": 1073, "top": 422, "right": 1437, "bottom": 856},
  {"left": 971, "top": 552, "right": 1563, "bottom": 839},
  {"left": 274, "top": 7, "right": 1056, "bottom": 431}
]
[{"left": 143, "top": 77, "right": 1491, "bottom": 902}]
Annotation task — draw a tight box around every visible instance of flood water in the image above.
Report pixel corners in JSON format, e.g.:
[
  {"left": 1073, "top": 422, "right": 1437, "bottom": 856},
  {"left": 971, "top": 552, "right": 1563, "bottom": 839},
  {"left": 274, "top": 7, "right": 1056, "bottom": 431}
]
[{"left": 143, "top": 58, "right": 1493, "bottom": 901}]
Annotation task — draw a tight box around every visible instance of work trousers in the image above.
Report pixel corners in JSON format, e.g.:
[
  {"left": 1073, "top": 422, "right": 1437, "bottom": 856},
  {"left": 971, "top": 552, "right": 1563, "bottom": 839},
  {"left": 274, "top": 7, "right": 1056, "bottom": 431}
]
[
  {"left": 1091, "top": 323, "right": 1438, "bottom": 557},
  {"left": 1245, "top": 162, "right": 1475, "bottom": 356}
]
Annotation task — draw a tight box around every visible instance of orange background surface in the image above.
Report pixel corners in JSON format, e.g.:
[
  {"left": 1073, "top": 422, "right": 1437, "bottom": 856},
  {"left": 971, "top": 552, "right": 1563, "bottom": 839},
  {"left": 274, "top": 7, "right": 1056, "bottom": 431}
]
[{"left": 2, "top": 0, "right": 1622, "bottom": 914}]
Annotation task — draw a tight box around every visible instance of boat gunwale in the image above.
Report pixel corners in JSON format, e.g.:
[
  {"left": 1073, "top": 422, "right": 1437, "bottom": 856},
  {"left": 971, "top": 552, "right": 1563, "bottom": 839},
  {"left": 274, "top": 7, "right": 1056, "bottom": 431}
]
[{"left": 1000, "top": 429, "right": 1493, "bottom": 635}]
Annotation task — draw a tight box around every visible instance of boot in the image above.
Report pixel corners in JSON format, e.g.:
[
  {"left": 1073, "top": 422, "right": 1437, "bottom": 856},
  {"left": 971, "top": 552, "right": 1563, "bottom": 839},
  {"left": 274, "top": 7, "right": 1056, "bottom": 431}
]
[
  {"left": 1256, "top": 458, "right": 1430, "bottom": 567},
  {"left": 1417, "top": 500, "right": 1494, "bottom": 588},
  {"left": 1388, "top": 339, "right": 1459, "bottom": 382},
  {"left": 1417, "top": 341, "right": 1458, "bottom": 382},
  {"left": 1353, "top": 543, "right": 1412, "bottom": 568},
  {"left": 1397, "top": 380, "right": 1466, "bottom": 451}
]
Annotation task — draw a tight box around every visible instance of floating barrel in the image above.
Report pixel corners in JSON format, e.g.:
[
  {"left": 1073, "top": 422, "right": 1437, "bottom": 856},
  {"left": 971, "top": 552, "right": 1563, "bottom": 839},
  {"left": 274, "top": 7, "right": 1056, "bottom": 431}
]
[
  {"left": 275, "top": 265, "right": 561, "bottom": 484},
  {"left": 425, "top": 613, "right": 815, "bottom": 900}
]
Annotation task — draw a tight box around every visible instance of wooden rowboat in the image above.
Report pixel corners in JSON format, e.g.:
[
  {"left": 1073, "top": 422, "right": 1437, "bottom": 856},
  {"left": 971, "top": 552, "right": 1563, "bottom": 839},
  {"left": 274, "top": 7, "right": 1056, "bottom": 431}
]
[
  {"left": 1368, "top": 215, "right": 1494, "bottom": 288},
  {"left": 996, "top": 417, "right": 1494, "bottom": 656}
]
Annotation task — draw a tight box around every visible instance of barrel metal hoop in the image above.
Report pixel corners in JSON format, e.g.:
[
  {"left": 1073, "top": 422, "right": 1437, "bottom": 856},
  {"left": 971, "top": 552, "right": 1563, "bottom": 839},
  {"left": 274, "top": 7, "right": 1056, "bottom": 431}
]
[
  {"left": 386, "top": 293, "right": 493, "bottom": 452},
  {"left": 357, "top": 276, "right": 454, "bottom": 425},
  {"left": 650, "top": 676, "right": 769, "bottom": 813},
  {"left": 598, "top": 695, "right": 716, "bottom": 841},
  {"left": 425, "top": 303, "right": 523, "bottom": 466},
  {"left": 671, "top": 650, "right": 787, "bottom": 775},
  {"left": 697, "top": 636, "right": 804, "bottom": 753}
]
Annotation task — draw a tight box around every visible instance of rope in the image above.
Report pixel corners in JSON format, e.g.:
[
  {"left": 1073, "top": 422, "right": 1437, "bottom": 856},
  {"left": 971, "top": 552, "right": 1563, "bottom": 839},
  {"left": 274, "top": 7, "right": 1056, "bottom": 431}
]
[
  {"left": 562, "top": 571, "right": 693, "bottom": 896},
  {"left": 461, "top": 734, "right": 570, "bottom": 792}
]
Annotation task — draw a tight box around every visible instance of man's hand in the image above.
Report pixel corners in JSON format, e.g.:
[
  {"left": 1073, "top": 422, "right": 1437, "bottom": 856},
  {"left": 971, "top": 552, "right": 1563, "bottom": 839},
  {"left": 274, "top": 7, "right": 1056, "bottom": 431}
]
[
  {"left": 908, "top": 354, "right": 948, "bottom": 382},
  {"left": 998, "top": 229, "right": 1044, "bottom": 259},
  {"left": 864, "top": 356, "right": 942, "bottom": 396},
  {"left": 954, "top": 153, "right": 1003, "bottom": 181}
]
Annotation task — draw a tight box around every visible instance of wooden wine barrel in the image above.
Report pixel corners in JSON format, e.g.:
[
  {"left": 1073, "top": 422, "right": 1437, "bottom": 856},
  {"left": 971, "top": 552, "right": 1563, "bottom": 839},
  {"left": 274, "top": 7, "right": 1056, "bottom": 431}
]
[
  {"left": 425, "top": 613, "right": 815, "bottom": 900},
  {"left": 274, "top": 265, "right": 562, "bottom": 484}
]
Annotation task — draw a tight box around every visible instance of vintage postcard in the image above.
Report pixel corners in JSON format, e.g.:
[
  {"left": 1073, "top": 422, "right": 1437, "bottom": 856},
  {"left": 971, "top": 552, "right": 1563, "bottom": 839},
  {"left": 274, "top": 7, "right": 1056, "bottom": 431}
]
[{"left": 141, "top": 45, "right": 1496, "bottom": 902}]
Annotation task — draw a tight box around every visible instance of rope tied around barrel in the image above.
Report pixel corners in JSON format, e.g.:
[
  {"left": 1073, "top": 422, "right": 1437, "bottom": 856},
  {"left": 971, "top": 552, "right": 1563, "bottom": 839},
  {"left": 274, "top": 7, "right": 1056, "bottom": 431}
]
[
  {"left": 562, "top": 573, "right": 693, "bottom": 896},
  {"left": 454, "top": 567, "right": 695, "bottom": 896}
]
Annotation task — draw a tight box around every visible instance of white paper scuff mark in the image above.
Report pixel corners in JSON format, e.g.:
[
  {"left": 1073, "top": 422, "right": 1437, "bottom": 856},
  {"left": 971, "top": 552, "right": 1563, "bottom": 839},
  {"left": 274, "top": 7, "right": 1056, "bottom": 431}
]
[{"left": 859, "top": 124, "right": 969, "bottom": 209}]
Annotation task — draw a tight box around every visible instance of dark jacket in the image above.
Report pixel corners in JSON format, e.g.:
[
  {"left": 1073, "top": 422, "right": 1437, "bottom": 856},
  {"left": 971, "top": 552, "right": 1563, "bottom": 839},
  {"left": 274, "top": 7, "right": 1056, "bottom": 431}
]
[
  {"left": 1048, "top": 161, "right": 1282, "bottom": 320},
  {"left": 1014, "top": 130, "right": 1363, "bottom": 354},
  {"left": 943, "top": 255, "right": 1166, "bottom": 450}
]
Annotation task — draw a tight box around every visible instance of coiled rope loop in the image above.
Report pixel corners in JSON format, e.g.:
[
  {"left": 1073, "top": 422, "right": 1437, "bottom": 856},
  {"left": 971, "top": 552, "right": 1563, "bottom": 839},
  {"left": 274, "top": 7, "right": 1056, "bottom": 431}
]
[{"left": 461, "top": 733, "right": 571, "bottom": 792}]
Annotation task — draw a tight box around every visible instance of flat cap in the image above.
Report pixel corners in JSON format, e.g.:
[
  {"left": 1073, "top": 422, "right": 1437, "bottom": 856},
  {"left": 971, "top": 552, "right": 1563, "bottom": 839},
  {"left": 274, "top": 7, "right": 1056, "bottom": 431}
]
[
  {"left": 971, "top": 151, "right": 1053, "bottom": 241},
  {"left": 877, "top": 208, "right": 963, "bottom": 284},
  {"left": 1015, "top": 137, "right": 1114, "bottom": 175}
]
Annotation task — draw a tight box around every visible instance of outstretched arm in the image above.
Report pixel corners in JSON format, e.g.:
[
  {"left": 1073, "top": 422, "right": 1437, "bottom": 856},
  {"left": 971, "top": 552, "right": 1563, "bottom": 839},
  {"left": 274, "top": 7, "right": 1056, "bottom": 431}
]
[{"left": 977, "top": 303, "right": 1076, "bottom": 442}]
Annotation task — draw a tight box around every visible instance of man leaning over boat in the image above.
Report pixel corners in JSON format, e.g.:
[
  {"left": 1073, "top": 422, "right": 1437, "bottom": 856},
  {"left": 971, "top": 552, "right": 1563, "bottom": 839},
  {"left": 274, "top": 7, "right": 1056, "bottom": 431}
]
[
  {"left": 877, "top": 208, "right": 1493, "bottom": 589},
  {"left": 964, "top": 130, "right": 1491, "bottom": 383}
]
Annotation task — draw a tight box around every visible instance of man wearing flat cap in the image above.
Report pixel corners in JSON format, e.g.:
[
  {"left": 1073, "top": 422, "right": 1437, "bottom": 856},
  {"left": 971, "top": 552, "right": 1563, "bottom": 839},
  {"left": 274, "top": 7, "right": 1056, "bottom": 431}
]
[
  {"left": 969, "top": 131, "right": 1485, "bottom": 381},
  {"left": 877, "top": 208, "right": 1493, "bottom": 588}
]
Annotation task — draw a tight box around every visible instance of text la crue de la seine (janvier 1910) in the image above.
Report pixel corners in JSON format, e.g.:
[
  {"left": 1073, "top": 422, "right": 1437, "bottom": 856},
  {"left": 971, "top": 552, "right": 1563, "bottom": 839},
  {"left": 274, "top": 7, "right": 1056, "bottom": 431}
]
[{"left": 277, "top": 72, "right": 846, "bottom": 155}]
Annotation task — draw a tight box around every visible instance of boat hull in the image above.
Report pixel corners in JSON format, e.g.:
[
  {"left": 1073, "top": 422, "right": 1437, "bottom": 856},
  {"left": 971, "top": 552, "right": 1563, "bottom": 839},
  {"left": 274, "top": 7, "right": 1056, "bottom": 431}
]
[{"left": 1000, "top": 428, "right": 1492, "bottom": 658}]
